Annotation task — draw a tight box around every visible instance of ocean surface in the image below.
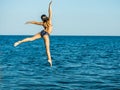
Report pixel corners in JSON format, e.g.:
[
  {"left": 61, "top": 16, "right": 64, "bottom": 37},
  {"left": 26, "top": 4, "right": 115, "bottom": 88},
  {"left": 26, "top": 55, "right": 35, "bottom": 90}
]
[{"left": 0, "top": 35, "right": 120, "bottom": 90}]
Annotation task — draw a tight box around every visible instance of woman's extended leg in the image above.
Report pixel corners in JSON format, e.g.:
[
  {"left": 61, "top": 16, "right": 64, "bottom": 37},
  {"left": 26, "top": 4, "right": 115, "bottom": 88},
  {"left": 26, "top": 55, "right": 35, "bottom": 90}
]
[
  {"left": 43, "top": 35, "right": 52, "bottom": 66},
  {"left": 14, "top": 33, "right": 41, "bottom": 47}
]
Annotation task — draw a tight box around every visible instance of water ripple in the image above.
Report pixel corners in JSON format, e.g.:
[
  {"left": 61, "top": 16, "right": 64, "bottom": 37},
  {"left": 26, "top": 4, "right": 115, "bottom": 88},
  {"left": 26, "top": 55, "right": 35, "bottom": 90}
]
[{"left": 0, "top": 36, "right": 120, "bottom": 90}]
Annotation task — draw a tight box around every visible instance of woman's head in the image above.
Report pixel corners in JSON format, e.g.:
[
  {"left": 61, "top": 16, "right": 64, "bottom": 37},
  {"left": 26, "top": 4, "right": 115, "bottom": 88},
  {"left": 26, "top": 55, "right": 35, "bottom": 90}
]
[{"left": 41, "top": 14, "right": 49, "bottom": 22}]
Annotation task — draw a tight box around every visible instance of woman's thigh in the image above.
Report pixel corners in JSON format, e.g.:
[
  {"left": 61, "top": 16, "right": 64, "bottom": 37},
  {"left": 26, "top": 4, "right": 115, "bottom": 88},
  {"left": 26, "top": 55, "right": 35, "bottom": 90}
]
[{"left": 31, "top": 32, "right": 42, "bottom": 40}]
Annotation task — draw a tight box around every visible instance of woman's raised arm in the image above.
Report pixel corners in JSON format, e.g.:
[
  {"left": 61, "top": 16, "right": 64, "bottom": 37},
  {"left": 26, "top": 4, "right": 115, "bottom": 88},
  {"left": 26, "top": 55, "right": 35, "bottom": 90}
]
[{"left": 48, "top": 1, "right": 52, "bottom": 20}]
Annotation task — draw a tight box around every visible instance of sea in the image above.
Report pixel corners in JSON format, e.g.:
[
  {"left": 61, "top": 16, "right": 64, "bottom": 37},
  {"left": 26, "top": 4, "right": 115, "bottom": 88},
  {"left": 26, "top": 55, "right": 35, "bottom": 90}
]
[{"left": 0, "top": 35, "right": 120, "bottom": 90}]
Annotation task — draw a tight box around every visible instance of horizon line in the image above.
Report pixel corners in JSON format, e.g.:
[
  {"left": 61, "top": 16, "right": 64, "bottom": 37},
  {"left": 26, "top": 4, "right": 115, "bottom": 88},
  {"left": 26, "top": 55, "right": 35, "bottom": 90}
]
[{"left": 0, "top": 34, "right": 120, "bottom": 37}]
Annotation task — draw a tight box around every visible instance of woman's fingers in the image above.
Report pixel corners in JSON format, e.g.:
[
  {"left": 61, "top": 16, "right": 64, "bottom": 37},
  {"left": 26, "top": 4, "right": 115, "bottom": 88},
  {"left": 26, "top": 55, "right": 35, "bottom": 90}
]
[
  {"left": 49, "top": 1, "right": 52, "bottom": 5},
  {"left": 25, "top": 21, "right": 31, "bottom": 24}
]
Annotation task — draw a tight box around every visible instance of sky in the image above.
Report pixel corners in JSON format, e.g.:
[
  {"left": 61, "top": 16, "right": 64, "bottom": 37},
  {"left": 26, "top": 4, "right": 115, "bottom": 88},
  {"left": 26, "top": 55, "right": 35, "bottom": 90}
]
[{"left": 0, "top": 0, "right": 120, "bottom": 35}]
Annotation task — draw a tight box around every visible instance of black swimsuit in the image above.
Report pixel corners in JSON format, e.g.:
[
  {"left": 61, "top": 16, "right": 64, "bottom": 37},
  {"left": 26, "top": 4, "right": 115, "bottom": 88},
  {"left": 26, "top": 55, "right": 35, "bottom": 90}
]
[{"left": 40, "top": 30, "right": 49, "bottom": 37}]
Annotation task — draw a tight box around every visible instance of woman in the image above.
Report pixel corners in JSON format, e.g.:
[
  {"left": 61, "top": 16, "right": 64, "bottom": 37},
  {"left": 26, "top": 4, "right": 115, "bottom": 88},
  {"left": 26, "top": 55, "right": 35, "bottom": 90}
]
[{"left": 14, "top": 1, "right": 53, "bottom": 67}]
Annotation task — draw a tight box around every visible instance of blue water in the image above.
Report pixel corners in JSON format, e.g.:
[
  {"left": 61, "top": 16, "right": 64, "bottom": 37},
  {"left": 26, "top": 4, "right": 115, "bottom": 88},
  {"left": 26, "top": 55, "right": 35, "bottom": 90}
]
[{"left": 0, "top": 35, "right": 120, "bottom": 90}]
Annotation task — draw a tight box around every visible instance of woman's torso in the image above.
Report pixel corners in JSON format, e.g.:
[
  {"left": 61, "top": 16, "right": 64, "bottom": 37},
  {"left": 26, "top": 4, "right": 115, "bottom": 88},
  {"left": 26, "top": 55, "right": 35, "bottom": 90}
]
[{"left": 43, "top": 21, "right": 52, "bottom": 34}]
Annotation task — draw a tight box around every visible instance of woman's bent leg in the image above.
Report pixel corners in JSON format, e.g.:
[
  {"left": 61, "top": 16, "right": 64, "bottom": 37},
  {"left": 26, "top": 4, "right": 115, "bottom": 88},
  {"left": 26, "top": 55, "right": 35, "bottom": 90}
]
[
  {"left": 43, "top": 35, "right": 52, "bottom": 67},
  {"left": 14, "top": 33, "right": 41, "bottom": 47}
]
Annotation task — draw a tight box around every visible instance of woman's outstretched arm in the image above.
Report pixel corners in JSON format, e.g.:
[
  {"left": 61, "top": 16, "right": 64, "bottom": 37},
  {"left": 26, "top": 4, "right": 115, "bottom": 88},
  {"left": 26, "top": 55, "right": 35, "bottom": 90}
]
[
  {"left": 48, "top": 1, "right": 52, "bottom": 21},
  {"left": 25, "top": 21, "right": 43, "bottom": 25}
]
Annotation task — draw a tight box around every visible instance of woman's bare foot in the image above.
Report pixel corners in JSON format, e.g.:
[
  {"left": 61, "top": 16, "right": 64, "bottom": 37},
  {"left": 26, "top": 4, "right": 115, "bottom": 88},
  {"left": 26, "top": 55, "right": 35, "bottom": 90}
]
[
  {"left": 48, "top": 60, "right": 52, "bottom": 67},
  {"left": 14, "top": 41, "right": 21, "bottom": 47}
]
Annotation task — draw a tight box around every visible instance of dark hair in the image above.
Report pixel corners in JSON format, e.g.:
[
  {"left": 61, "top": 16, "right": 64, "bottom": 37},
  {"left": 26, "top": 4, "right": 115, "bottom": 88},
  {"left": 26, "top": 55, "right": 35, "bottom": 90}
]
[{"left": 41, "top": 14, "right": 49, "bottom": 22}]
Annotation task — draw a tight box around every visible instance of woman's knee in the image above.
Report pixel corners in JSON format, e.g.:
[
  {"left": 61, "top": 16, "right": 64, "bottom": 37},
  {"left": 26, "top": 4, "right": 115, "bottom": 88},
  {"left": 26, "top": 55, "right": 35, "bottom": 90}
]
[
  {"left": 25, "top": 37, "right": 34, "bottom": 41},
  {"left": 29, "top": 37, "right": 35, "bottom": 41}
]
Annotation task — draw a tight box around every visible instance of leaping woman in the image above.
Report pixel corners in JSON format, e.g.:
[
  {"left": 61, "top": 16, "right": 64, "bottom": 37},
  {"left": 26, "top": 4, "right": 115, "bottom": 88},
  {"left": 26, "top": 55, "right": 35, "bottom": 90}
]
[{"left": 14, "top": 1, "right": 53, "bottom": 66}]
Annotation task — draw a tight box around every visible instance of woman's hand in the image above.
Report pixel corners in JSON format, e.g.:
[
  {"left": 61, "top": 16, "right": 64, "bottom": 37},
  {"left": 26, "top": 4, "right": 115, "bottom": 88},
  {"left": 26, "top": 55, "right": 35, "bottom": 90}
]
[
  {"left": 25, "top": 21, "right": 32, "bottom": 24},
  {"left": 49, "top": 1, "right": 52, "bottom": 6}
]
